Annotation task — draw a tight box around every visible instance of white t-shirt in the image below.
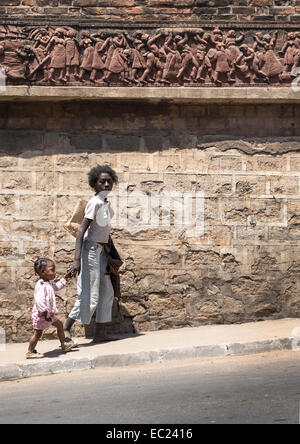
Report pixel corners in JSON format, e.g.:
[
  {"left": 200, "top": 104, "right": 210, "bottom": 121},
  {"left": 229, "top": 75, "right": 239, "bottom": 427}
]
[{"left": 84, "top": 194, "right": 114, "bottom": 243}]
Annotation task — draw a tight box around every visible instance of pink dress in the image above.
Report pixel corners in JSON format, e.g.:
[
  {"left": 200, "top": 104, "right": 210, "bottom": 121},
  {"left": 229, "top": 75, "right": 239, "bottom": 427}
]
[{"left": 32, "top": 278, "right": 67, "bottom": 330}]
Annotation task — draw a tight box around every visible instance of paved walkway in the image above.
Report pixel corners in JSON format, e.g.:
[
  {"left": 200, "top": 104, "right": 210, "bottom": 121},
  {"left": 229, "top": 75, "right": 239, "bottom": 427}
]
[{"left": 1, "top": 318, "right": 300, "bottom": 381}]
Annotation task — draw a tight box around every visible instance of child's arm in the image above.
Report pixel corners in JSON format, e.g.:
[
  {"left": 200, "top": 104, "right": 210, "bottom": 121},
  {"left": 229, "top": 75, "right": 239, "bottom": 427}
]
[{"left": 51, "top": 273, "right": 71, "bottom": 292}]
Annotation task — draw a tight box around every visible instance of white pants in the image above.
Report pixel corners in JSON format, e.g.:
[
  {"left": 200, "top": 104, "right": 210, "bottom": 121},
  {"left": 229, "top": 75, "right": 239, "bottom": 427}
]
[{"left": 69, "top": 240, "right": 114, "bottom": 325}]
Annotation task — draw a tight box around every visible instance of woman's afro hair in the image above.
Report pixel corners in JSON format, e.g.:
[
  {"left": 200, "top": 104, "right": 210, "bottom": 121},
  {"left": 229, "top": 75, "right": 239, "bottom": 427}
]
[{"left": 88, "top": 165, "right": 118, "bottom": 190}]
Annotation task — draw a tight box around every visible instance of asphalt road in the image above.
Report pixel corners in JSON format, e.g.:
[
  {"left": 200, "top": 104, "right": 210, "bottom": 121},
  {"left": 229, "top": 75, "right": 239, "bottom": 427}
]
[{"left": 1, "top": 350, "right": 300, "bottom": 425}]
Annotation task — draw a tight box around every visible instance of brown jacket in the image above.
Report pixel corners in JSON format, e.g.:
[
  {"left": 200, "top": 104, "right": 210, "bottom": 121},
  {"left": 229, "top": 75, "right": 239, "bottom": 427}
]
[{"left": 103, "top": 236, "right": 123, "bottom": 299}]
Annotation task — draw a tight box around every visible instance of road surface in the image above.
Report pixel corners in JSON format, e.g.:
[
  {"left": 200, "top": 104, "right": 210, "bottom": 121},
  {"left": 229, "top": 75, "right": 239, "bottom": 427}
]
[{"left": 1, "top": 350, "right": 300, "bottom": 425}]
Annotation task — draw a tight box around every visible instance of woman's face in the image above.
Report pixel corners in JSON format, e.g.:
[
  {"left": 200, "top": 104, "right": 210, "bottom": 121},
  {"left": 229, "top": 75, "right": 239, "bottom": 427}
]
[{"left": 95, "top": 173, "right": 113, "bottom": 195}]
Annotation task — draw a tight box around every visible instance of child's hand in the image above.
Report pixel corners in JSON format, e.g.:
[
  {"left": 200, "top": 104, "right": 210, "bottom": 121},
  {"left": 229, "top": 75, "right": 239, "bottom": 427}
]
[{"left": 45, "top": 311, "right": 52, "bottom": 322}]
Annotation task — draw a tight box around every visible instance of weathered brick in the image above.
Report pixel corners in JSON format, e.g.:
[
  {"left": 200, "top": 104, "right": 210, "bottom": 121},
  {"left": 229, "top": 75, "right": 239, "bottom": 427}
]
[
  {"left": 73, "top": 0, "right": 97, "bottom": 5},
  {"left": 269, "top": 176, "right": 299, "bottom": 196},
  {"left": 0, "top": 0, "right": 19, "bottom": 5}
]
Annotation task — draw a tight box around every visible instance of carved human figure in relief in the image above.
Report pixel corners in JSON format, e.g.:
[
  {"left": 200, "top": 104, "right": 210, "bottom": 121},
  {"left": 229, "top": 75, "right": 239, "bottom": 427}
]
[
  {"left": 261, "top": 31, "right": 283, "bottom": 82},
  {"left": 213, "top": 43, "right": 234, "bottom": 84},
  {"left": 139, "top": 31, "right": 167, "bottom": 84},
  {"left": 90, "top": 32, "right": 111, "bottom": 83},
  {"left": 65, "top": 29, "right": 80, "bottom": 81},
  {"left": 102, "top": 32, "right": 129, "bottom": 84},
  {"left": 79, "top": 31, "right": 94, "bottom": 81},
  {"left": 176, "top": 32, "right": 199, "bottom": 83},
  {"left": 30, "top": 28, "right": 51, "bottom": 82},
  {"left": 194, "top": 30, "right": 212, "bottom": 82},
  {"left": 123, "top": 30, "right": 147, "bottom": 83},
  {"left": 235, "top": 44, "right": 267, "bottom": 84},
  {"left": 161, "top": 33, "right": 182, "bottom": 83},
  {"left": 280, "top": 32, "right": 299, "bottom": 79},
  {"left": 46, "top": 28, "right": 67, "bottom": 83},
  {"left": 225, "top": 29, "right": 244, "bottom": 82},
  {"left": 0, "top": 39, "right": 28, "bottom": 81},
  {"left": 292, "top": 32, "right": 300, "bottom": 74}
]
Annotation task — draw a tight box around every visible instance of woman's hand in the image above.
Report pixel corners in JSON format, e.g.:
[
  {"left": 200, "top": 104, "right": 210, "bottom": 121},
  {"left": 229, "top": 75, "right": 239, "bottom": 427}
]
[
  {"left": 69, "top": 260, "right": 81, "bottom": 278},
  {"left": 64, "top": 269, "right": 74, "bottom": 281}
]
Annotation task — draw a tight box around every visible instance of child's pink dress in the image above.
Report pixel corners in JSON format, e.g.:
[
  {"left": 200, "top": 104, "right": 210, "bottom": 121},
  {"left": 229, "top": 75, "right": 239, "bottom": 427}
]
[{"left": 32, "top": 278, "right": 67, "bottom": 330}]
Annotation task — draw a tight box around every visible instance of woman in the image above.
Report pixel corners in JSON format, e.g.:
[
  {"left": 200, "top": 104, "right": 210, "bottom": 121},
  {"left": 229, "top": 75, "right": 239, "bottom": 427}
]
[{"left": 64, "top": 165, "right": 119, "bottom": 343}]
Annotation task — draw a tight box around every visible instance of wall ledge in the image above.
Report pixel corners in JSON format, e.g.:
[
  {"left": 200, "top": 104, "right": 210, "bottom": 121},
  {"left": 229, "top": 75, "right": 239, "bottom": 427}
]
[{"left": 1, "top": 86, "right": 300, "bottom": 104}]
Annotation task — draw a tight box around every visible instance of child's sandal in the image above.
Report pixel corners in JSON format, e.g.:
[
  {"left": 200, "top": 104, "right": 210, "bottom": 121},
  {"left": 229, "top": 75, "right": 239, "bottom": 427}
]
[{"left": 25, "top": 349, "right": 44, "bottom": 359}]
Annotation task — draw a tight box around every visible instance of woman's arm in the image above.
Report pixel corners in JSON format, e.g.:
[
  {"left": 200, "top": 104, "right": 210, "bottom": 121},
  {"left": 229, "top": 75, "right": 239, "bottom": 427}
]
[{"left": 69, "top": 218, "right": 92, "bottom": 277}]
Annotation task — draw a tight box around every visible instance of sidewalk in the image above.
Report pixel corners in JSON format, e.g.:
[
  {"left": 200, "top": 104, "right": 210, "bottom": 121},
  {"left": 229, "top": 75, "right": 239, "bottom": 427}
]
[{"left": 1, "top": 317, "right": 300, "bottom": 382}]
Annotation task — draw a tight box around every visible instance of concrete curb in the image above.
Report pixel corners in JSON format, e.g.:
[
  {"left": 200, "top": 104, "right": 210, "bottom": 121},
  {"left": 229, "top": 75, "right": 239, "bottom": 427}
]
[{"left": 0, "top": 336, "right": 295, "bottom": 382}]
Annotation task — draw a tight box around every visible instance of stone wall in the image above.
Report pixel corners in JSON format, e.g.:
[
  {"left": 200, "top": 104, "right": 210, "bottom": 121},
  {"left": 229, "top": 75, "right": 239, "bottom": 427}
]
[
  {"left": 0, "top": 100, "right": 300, "bottom": 341},
  {"left": 0, "top": 0, "right": 300, "bottom": 23}
]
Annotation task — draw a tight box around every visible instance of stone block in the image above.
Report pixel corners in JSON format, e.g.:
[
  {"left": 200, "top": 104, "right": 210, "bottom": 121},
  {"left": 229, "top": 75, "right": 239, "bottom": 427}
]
[
  {"left": 0, "top": 195, "right": 16, "bottom": 217},
  {"left": 269, "top": 176, "right": 299, "bottom": 196},
  {"left": 119, "top": 153, "right": 151, "bottom": 172},
  {"left": 0, "top": 0, "right": 19, "bottom": 4},
  {"left": 18, "top": 196, "right": 54, "bottom": 220},
  {"left": 59, "top": 171, "right": 90, "bottom": 194},
  {"left": 152, "top": 153, "right": 181, "bottom": 172},
  {"left": 1, "top": 172, "right": 33, "bottom": 191},
  {"left": 0, "top": 155, "right": 18, "bottom": 169},
  {"left": 249, "top": 156, "right": 288, "bottom": 172},
  {"left": 73, "top": 0, "right": 96, "bottom": 5},
  {"left": 235, "top": 175, "right": 266, "bottom": 196},
  {"left": 196, "top": 174, "right": 233, "bottom": 196},
  {"left": 289, "top": 157, "right": 300, "bottom": 172},
  {"left": 250, "top": 198, "right": 283, "bottom": 224},
  {"left": 209, "top": 155, "right": 243, "bottom": 172},
  {"left": 56, "top": 153, "right": 90, "bottom": 170},
  {"left": 0, "top": 131, "right": 43, "bottom": 154}
]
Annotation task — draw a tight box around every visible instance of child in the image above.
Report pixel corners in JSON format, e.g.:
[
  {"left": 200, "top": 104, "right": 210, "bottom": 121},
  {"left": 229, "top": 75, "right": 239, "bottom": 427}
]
[{"left": 26, "top": 258, "right": 75, "bottom": 359}]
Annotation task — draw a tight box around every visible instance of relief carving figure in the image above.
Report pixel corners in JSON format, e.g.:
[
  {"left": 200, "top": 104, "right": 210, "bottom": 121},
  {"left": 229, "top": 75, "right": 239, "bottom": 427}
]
[
  {"left": 213, "top": 43, "right": 234, "bottom": 84},
  {"left": 90, "top": 32, "right": 111, "bottom": 83},
  {"left": 29, "top": 28, "right": 51, "bottom": 82},
  {"left": 0, "top": 39, "right": 28, "bottom": 80},
  {"left": 161, "top": 33, "right": 182, "bottom": 84},
  {"left": 139, "top": 31, "right": 167, "bottom": 84},
  {"left": 65, "top": 29, "right": 80, "bottom": 81},
  {"left": 176, "top": 32, "right": 199, "bottom": 83},
  {"left": 194, "top": 30, "right": 213, "bottom": 82},
  {"left": 225, "top": 30, "right": 244, "bottom": 82},
  {"left": 261, "top": 31, "right": 283, "bottom": 82},
  {"left": 103, "top": 33, "right": 129, "bottom": 83},
  {"left": 79, "top": 31, "right": 94, "bottom": 81},
  {"left": 124, "top": 30, "right": 147, "bottom": 84},
  {"left": 46, "top": 28, "right": 66, "bottom": 83},
  {"left": 235, "top": 44, "right": 267, "bottom": 84}
]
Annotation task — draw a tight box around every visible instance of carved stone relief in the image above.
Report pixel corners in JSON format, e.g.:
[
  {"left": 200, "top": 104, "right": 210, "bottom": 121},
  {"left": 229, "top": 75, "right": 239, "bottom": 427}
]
[{"left": 0, "top": 25, "right": 299, "bottom": 86}]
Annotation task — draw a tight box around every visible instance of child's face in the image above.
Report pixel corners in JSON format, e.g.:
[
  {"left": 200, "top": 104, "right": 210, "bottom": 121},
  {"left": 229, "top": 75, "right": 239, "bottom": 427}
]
[
  {"left": 40, "top": 261, "right": 56, "bottom": 281},
  {"left": 94, "top": 173, "right": 113, "bottom": 195}
]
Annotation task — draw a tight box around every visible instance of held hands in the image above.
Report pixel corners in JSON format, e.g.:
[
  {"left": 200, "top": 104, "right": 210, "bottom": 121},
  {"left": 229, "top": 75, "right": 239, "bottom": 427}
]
[
  {"left": 64, "top": 269, "right": 74, "bottom": 281},
  {"left": 67, "top": 260, "right": 81, "bottom": 279}
]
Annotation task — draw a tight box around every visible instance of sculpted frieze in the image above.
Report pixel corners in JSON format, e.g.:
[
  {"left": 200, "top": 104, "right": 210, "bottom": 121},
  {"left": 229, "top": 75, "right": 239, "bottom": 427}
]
[{"left": 0, "top": 25, "right": 299, "bottom": 87}]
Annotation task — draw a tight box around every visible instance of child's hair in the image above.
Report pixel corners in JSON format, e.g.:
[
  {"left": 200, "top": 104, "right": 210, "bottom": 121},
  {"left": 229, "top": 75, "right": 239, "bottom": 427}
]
[
  {"left": 34, "top": 258, "right": 53, "bottom": 276},
  {"left": 88, "top": 165, "right": 118, "bottom": 189}
]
